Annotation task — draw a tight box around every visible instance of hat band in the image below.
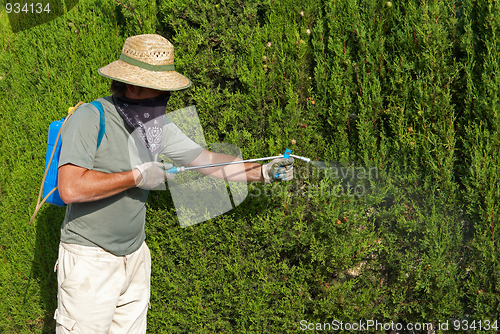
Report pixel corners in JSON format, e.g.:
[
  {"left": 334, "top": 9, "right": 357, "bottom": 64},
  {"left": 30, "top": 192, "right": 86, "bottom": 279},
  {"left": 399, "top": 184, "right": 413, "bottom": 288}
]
[{"left": 119, "top": 54, "right": 175, "bottom": 71}]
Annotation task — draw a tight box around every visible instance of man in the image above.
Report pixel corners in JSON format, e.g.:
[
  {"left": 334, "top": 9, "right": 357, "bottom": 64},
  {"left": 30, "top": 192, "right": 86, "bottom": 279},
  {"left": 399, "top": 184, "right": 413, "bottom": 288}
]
[{"left": 54, "top": 34, "right": 294, "bottom": 333}]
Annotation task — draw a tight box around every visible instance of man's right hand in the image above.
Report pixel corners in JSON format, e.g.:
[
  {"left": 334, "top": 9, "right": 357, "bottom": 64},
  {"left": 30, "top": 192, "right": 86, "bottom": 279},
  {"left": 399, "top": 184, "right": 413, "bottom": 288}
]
[
  {"left": 134, "top": 162, "right": 174, "bottom": 189},
  {"left": 59, "top": 163, "right": 141, "bottom": 204}
]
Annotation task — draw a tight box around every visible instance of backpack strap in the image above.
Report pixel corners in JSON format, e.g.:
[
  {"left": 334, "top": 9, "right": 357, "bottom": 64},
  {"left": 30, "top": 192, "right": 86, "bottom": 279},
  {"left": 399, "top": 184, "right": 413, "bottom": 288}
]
[{"left": 90, "top": 101, "right": 105, "bottom": 149}]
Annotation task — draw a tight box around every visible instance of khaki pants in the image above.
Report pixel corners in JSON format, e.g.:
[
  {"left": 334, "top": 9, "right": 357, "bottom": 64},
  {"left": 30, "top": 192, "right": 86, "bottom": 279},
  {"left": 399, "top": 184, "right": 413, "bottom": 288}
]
[{"left": 54, "top": 242, "right": 151, "bottom": 333}]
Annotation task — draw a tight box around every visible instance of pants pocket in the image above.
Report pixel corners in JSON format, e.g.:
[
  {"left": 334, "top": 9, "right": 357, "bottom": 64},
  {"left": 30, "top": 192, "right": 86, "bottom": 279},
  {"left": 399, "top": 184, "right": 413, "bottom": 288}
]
[
  {"left": 57, "top": 244, "right": 83, "bottom": 291},
  {"left": 54, "top": 309, "right": 77, "bottom": 331}
]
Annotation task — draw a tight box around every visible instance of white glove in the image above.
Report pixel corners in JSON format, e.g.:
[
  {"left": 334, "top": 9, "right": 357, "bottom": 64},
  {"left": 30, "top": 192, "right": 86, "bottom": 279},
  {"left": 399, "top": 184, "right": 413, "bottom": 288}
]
[
  {"left": 262, "top": 157, "right": 294, "bottom": 184},
  {"left": 134, "top": 162, "right": 174, "bottom": 189}
]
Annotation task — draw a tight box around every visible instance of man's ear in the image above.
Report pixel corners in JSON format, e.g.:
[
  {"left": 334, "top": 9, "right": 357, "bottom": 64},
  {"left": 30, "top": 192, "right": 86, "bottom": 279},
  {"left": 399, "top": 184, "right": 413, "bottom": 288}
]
[
  {"left": 126, "top": 84, "right": 142, "bottom": 97},
  {"left": 126, "top": 84, "right": 135, "bottom": 96}
]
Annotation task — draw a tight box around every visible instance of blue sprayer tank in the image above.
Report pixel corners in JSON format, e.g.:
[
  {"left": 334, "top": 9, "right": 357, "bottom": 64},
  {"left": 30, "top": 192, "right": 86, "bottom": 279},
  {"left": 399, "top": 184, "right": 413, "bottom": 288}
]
[
  {"left": 43, "top": 118, "right": 66, "bottom": 206},
  {"left": 41, "top": 101, "right": 104, "bottom": 207}
]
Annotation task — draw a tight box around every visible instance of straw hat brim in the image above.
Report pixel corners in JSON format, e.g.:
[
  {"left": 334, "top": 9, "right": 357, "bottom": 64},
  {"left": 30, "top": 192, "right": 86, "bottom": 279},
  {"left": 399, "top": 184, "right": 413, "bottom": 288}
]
[{"left": 98, "top": 59, "right": 192, "bottom": 91}]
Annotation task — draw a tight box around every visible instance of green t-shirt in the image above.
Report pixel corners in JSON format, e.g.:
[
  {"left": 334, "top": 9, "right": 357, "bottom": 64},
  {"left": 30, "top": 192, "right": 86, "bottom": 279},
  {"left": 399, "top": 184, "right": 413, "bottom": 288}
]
[{"left": 58, "top": 96, "right": 204, "bottom": 256}]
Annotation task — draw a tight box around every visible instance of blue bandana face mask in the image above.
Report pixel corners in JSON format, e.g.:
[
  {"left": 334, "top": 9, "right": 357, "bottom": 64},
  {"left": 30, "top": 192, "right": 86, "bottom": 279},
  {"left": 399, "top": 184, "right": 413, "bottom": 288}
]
[{"left": 113, "top": 93, "right": 170, "bottom": 155}]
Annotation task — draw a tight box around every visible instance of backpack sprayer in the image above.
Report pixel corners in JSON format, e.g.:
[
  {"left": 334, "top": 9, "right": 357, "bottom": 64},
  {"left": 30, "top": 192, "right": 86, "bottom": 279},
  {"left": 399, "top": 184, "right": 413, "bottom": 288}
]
[
  {"left": 164, "top": 149, "right": 311, "bottom": 175},
  {"left": 30, "top": 100, "right": 312, "bottom": 226}
]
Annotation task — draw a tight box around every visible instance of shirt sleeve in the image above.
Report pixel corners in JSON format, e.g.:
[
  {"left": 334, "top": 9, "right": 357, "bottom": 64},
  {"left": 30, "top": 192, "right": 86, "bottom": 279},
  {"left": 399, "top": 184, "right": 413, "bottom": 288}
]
[
  {"left": 58, "top": 103, "right": 101, "bottom": 169},
  {"left": 160, "top": 118, "right": 205, "bottom": 166}
]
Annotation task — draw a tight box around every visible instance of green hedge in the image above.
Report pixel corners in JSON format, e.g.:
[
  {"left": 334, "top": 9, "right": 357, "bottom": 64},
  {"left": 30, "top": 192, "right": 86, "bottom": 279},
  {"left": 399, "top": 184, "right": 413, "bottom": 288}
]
[{"left": 1, "top": 0, "right": 500, "bottom": 332}]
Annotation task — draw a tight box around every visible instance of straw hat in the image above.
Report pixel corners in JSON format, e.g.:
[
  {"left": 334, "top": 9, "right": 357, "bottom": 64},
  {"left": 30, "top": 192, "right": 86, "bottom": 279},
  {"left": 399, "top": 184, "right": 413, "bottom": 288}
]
[{"left": 98, "top": 34, "right": 191, "bottom": 91}]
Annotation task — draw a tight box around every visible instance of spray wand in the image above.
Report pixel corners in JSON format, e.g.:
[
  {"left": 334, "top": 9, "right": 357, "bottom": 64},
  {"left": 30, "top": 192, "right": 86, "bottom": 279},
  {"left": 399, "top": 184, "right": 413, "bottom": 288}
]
[{"left": 165, "top": 149, "right": 311, "bottom": 175}]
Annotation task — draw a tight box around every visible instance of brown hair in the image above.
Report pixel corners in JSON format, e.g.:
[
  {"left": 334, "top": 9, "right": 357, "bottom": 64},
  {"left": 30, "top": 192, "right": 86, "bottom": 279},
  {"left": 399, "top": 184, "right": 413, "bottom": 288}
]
[
  {"left": 110, "top": 80, "right": 172, "bottom": 100},
  {"left": 110, "top": 80, "right": 128, "bottom": 97}
]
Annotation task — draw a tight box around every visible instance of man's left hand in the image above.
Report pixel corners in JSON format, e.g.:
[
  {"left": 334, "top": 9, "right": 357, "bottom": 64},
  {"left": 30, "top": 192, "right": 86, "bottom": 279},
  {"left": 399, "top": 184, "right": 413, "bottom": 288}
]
[{"left": 262, "top": 157, "right": 294, "bottom": 183}]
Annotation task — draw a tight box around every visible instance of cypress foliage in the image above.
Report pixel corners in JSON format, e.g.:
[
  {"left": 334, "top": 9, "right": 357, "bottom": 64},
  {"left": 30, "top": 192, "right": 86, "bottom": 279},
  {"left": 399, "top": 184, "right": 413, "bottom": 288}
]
[
  {"left": 311, "top": 0, "right": 464, "bottom": 324},
  {"left": 460, "top": 0, "right": 500, "bottom": 317}
]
